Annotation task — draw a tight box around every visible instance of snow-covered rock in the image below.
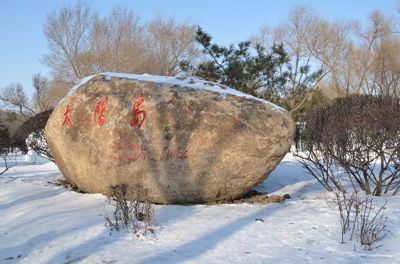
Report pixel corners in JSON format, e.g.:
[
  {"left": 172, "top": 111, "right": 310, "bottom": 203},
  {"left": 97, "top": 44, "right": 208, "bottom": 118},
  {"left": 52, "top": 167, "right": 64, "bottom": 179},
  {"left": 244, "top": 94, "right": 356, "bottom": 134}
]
[{"left": 45, "top": 73, "right": 294, "bottom": 204}]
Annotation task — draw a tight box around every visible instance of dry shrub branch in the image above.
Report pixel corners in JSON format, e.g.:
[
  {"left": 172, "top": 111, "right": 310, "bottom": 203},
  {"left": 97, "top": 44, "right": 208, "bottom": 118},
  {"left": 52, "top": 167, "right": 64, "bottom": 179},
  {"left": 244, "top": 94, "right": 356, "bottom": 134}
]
[
  {"left": 333, "top": 190, "right": 390, "bottom": 249},
  {"left": 0, "top": 151, "right": 17, "bottom": 176},
  {"left": 104, "top": 184, "right": 154, "bottom": 236}
]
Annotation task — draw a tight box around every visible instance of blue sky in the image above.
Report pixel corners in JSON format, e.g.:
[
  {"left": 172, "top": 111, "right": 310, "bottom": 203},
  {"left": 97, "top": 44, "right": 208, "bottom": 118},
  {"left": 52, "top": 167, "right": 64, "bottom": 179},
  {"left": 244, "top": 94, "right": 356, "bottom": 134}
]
[{"left": 0, "top": 0, "right": 398, "bottom": 97}]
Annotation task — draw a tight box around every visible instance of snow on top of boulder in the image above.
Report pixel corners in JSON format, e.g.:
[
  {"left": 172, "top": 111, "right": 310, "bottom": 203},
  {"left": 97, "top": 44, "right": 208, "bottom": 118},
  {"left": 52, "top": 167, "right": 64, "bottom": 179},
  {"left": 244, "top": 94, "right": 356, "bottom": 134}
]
[
  {"left": 63, "top": 74, "right": 98, "bottom": 100},
  {"left": 66, "top": 72, "right": 286, "bottom": 112}
]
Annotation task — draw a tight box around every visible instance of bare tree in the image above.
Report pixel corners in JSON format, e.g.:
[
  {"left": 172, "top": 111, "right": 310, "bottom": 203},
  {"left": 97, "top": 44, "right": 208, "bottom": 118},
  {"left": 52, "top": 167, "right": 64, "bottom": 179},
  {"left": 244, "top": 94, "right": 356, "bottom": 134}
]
[
  {"left": 43, "top": 3, "right": 200, "bottom": 93},
  {"left": 1, "top": 73, "right": 54, "bottom": 122},
  {"left": 146, "top": 15, "right": 198, "bottom": 76},
  {"left": 43, "top": 2, "right": 95, "bottom": 84},
  {"left": 1, "top": 74, "right": 54, "bottom": 160},
  {"left": 307, "top": 9, "right": 400, "bottom": 98},
  {"left": 275, "top": 7, "right": 327, "bottom": 113},
  {"left": 0, "top": 83, "right": 36, "bottom": 119},
  {"left": 356, "top": 11, "right": 400, "bottom": 97},
  {"left": 32, "top": 73, "right": 52, "bottom": 112},
  {"left": 370, "top": 38, "right": 400, "bottom": 97},
  {"left": 306, "top": 17, "right": 355, "bottom": 96},
  {"left": 253, "top": 6, "right": 326, "bottom": 115},
  {"left": 90, "top": 7, "right": 148, "bottom": 74},
  {"left": 264, "top": 7, "right": 400, "bottom": 100},
  {"left": 45, "top": 76, "right": 72, "bottom": 105}
]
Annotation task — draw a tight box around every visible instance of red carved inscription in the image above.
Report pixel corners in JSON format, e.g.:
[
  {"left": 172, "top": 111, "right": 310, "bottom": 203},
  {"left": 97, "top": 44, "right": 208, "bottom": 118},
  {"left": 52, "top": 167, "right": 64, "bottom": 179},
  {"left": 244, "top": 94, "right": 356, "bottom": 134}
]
[
  {"left": 109, "top": 143, "right": 148, "bottom": 161},
  {"left": 109, "top": 144, "right": 147, "bottom": 152},
  {"left": 62, "top": 105, "right": 74, "bottom": 127},
  {"left": 108, "top": 144, "right": 189, "bottom": 161},
  {"left": 131, "top": 93, "right": 146, "bottom": 129},
  {"left": 166, "top": 147, "right": 189, "bottom": 159},
  {"left": 94, "top": 97, "right": 108, "bottom": 126},
  {"left": 109, "top": 154, "right": 148, "bottom": 161}
]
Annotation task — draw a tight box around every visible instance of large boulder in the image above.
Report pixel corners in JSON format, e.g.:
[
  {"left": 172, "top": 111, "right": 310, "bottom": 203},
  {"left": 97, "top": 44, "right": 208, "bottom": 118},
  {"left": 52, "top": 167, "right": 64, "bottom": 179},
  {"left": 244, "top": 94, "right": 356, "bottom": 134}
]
[{"left": 45, "top": 73, "right": 294, "bottom": 204}]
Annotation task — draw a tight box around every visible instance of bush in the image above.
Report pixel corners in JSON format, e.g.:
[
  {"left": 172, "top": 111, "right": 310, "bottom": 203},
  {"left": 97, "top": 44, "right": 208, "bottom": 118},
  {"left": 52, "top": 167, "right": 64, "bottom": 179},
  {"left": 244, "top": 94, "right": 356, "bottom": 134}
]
[
  {"left": 14, "top": 109, "right": 54, "bottom": 162},
  {"left": 358, "top": 196, "right": 390, "bottom": 250},
  {"left": 296, "top": 95, "right": 400, "bottom": 195},
  {"left": 104, "top": 184, "right": 154, "bottom": 236},
  {"left": 0, "top": 122, "right": 17, "bottom": 175},
  {"left": 333, "top": 190, "right": 390, "bottom": 250}
]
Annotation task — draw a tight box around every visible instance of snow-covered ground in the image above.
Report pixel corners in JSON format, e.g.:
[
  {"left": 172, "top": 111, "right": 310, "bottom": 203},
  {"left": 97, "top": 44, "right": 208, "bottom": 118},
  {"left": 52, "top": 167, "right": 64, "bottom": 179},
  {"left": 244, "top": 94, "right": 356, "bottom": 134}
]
[{"left": 1, "top": 153, "right": 399, "bottom": 264}]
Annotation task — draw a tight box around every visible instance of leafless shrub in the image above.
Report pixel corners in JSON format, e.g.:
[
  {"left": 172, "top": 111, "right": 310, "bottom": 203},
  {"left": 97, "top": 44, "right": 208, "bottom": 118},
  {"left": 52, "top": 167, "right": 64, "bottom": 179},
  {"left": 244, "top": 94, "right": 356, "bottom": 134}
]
[
  {"left": 332, "top": 190, "right": 390, "bottom": 249},
  {"left": 298, "top": 150, "right": 345, "bottom": 192},
  {"left": 296, "top": 95, "right": 400, "bottom": 196},
  {"left": 358, "top": 196, "right": 390, "bottom": 250},
  {"left": 105, "top": 184, "right": 131, "bottom": 231},
  {"left": 0, "top": 151, "right": 17, "bottom": 176},
  {"left": 333, "top": 190, "right": 357, "bottom": 243},
  {"left": 104, "top": 184, "right": 154, "bottom": 236}
]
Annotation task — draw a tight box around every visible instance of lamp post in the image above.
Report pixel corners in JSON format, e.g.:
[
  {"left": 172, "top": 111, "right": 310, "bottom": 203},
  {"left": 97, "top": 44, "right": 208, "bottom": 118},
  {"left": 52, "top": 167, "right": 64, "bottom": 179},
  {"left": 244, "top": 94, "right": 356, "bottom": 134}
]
[{"left": 295, "top": 120, "right": 306, "bottom": 152}]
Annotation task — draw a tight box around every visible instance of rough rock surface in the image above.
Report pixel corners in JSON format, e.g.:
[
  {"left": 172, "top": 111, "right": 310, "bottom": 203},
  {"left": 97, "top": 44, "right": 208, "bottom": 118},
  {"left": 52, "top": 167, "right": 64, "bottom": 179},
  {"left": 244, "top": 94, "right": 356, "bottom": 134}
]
[{"left": 45, "top": 73, "right": 294, "bottom": 204}]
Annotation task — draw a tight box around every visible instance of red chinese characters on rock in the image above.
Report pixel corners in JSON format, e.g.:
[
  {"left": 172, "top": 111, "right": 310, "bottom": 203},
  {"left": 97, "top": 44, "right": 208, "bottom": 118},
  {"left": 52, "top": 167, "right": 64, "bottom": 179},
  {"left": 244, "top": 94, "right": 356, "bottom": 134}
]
[
  {"left": 131, "top": 93, "right": 146, "bottom": 129},
  {"left": 166, "top": 147, "right": 189, "bottom": 160},
  {"left": 109, "top": 144, "right": 147, "bottom": 152},
  {"left": 108, "top": 144, "right": 189, "bottom": 162},
  {"left": 62, "top": 105, "right": 74, "bottom": 127},
  {"left": 94, "top": 97, "right": 109, "bottom": 126},
  {"left": 109, "top": 154, "right": 148, "bottom": 161},
  {"left": 108, "top": 143, "right": 148, "bottom": 161}
]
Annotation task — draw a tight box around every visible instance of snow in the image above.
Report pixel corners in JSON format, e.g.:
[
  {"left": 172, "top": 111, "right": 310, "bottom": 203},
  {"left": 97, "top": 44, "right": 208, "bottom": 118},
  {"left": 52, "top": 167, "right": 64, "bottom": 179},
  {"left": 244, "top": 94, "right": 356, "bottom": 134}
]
[
  {"left": 1, "top": 153, "right": 400, "bottom": 264},
  {"left": 63, "top": 72, "right": 285, "bottom": 113},
  {"left": 24, "top": 150, "right": 48, "bottom": 165},
  {"left": 63, "top": 74, "right": 97, "bottom": 102}
]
